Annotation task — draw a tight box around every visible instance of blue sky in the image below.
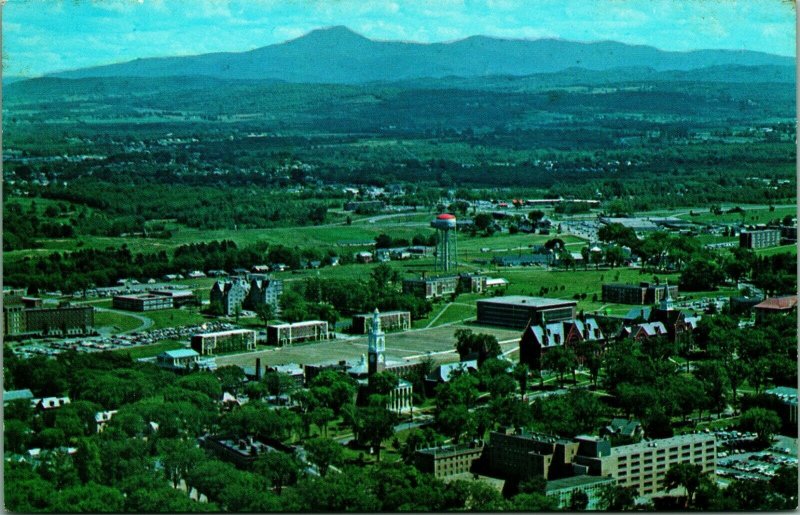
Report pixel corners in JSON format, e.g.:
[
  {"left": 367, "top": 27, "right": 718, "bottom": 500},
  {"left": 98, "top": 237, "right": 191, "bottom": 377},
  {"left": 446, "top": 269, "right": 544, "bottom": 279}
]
[{"left": 3, "top": 0, "right": 796, "bottom": 77}]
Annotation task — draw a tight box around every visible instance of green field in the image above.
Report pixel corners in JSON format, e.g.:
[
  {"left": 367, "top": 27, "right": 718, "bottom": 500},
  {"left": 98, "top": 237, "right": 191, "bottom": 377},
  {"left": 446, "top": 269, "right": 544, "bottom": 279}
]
[
  {"left": 677, "top": 204, "right": 796, "bottom": 225},
  {"left": 93, "top": 310, "right": 144, "bottom": 333}
]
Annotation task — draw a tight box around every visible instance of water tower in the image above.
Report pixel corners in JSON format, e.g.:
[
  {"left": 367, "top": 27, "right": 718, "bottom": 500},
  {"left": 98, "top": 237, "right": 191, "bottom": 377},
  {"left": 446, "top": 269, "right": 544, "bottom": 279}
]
[{"left": 431, "top": 213, "right": 458, "bottom": 272}]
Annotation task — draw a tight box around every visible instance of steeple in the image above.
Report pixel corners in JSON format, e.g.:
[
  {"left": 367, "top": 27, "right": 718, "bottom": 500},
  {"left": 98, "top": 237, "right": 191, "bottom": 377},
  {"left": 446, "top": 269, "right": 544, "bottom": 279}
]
[
  {"left": 659, "top": 280, "right": 674, "bottom": 311},
  {"left": 368, "top": 308, "right": 385, "bottom": 375}
]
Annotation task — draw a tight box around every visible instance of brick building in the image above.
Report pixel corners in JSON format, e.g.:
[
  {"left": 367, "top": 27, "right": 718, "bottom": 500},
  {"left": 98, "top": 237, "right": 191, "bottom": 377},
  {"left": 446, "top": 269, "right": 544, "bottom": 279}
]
[
  {"left": 519, "top": 317, "right": 604, "bottom": 370},
  {"left": 4, "top": 302, "right": 94, "bottom": 337}
]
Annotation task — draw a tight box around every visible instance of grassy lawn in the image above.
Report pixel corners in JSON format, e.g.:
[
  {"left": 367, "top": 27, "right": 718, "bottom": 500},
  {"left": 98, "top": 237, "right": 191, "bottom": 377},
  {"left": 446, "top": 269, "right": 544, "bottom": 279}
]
[
  {"left": 94, "top": 310, "right": 143, "bottom": 333},
  {"left": 429, "top": 303, "right": 477, "bottom": 327},
  {"left": 754, "top": 245, "right": 797, "bottom": 257},
  {"left": 145, "top": 308, "right": 209, "bottom": 330},
  {"left": 116, "top": 339, "right": 187, "bottom": 359}
]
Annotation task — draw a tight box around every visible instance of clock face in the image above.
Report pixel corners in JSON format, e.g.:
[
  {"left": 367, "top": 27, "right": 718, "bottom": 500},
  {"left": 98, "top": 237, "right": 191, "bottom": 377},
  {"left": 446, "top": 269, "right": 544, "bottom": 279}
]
[{"left": 369, "top": 354, "right": 376, "bottom": 363}]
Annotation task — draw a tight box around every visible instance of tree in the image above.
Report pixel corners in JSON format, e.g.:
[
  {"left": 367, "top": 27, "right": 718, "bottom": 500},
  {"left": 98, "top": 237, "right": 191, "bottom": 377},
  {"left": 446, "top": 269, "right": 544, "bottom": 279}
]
[
  {"left": 158, "top": 438, "right": 206, "bottom": 489},
  {"left": 665, "top": 463, "right": 704, "bottom": 507},
  {"left": 570, "top": 489, "right": 590, "bottom": 511},
  {"left": 357, "top": 406, "right": 397, "bottom": 461},
  {"left": 304, "top": 437, "right": 344, "bottom": 477},
  {"left": 254, "top": 451, "right": 301, "bottom": 495},
  {"left": 599, "top": 484, "right": 636, "bottom": 511},
  {"left": 74, "top": 438, "right": 102, "bottom": 484},
  {"left": 436, "top": 404, "right": 474, "bottom": 443},
  {"left": 527, "top": 210, "right": 545, "bottom": 224},
  {"left": 605, "top": 245, "right": 625, "bottom": 268},
  {"left": 580, "top": 246, "right": 590, "bottom": 270},
  {"left": 739, "top": 408, "right": 781, "bottom": 446},
  {"left": 680, "top": 258, "right": 725, "bottom": 291},
  {"left": 473, "top": 213, "right": 494, "bottom": 234},
  {"left": 694, "top": 361, "right": 730, "bottom": 415},
  {"left": 256, "top": 303, "right": 275, "bottom": 328},
  {"left": 4, "top": 419, "right": 31, "bottom": 453},
  {"left": 541, "top": 346, "right": 577, "bottom": 386},
  {"left": 216, "top": 365, "right": 246, "bottom": 394}
]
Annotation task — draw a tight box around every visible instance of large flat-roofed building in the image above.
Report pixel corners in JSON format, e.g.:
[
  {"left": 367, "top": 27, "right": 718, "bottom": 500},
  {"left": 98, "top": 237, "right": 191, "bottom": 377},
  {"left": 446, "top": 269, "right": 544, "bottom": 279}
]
[
  {"left": 112, "top": 293, "right": 173, "bottom": 312},
  {"left": 602, "top": 282, "right": 678, "bottom": 305},
  {"left": 484, "top": 430, "right": 585, "bottom": 481},
  {"left": 575, "top": 433, "right": 716, "bottom": 497},
  {"left": 414, "top": 442, "right": 484, "bottom": 478},
  {"left": 402, "top": 276, "right": 458, "bottom": 299},
  {"left": 267, "top": 320, "right": 329, "bottom": 346},
  {"left": 740, "top": 229, "right": 781, "bottom": 249},
  {"left": 150, "top": 289, "right": 199, "bottom": 307},
  {"left": 477, "top": 296, "right": 577, "bottom": 329},
  {"left": 351, "top": 310, "right": 411, "bottom": 334},
  {"left": 191, "top": 329, "right": 257, "bottom": 356},
  {"left": 3, "top": 304, "right": 94, "bottom": 336}
]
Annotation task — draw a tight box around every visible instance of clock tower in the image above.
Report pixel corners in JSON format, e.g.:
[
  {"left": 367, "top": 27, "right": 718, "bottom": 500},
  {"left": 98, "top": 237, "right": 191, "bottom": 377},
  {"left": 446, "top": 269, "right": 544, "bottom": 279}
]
[{"left": 367, "top": 308, "right": 385, "bottom": 375}]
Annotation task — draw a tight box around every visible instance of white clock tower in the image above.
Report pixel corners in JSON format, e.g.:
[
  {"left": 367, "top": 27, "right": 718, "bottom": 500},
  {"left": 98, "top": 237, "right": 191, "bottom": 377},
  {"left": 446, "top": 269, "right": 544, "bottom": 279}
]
[{"left": 367, "top": 308, "right": 386, "bottom": 375}]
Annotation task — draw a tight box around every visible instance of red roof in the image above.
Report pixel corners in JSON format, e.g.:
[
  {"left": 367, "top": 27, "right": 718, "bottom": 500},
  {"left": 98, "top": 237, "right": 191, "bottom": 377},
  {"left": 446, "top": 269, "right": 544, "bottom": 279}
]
[
  {"left": 754, "top": 296, "right": 798, "bottom": 311},
  {"left": 436, "top": 213, "right": 456, "bottom": 220}
]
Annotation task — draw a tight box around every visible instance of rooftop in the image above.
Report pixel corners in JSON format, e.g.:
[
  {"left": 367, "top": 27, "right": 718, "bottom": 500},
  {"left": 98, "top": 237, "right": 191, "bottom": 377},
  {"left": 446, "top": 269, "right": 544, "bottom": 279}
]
[
  {"left": 612, "top": 433, "right": 714, "bottom": 455},
  {"left": 162, "top": 349, "right": 200, "bottom": 359},
  {"left": 195, "top": 328, "right": 256, "bottom": 338},
  {"left": 477, "top": 295, "right": 577, "bottom": 308},
  {"left": 754, "top": 295, "right": 798, "bottom": 311}
]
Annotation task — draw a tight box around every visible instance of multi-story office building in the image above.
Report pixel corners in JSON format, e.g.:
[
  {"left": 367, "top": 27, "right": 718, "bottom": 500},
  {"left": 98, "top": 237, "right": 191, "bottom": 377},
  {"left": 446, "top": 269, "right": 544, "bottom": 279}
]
[
  {"left": 191, "top": 329, "right": 257, "bottom": 356},
  {"left": 574, "top": 433, "right": 716, "bottom": 497},
  {"left": 402, "top": 276, "right": 458, "bottom": 299},
  {"left": 112, "top": 293, "right": 173, "bottom": 312},
  {"left": 16, "top": 304, "right": 94, "bottom": 337},
  {"left": 739, "top": 229, "right": 781, "bottom": 249},
  {"left": 414, "top": 442, "right": 485, "bottom": 478},
  {"left": 477, "top": 296, "right": 577, "bottom": 329}
]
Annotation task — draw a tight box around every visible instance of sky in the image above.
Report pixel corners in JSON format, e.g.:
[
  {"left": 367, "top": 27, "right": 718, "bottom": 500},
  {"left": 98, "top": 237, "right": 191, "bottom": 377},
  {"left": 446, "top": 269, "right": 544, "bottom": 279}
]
[{"left": 2, "top": 0, "right": 796, "bottom": 77}]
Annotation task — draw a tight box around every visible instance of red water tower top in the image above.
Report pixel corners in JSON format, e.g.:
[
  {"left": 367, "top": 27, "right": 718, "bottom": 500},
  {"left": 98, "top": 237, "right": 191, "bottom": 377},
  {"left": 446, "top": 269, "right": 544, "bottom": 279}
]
[{"left": 437, "top": 213, "right": 456, "bottom": 220}]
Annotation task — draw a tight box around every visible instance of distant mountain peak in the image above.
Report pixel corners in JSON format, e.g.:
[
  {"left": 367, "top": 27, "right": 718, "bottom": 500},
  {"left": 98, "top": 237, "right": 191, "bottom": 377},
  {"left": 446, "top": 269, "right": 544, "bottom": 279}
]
[{"left": 292, "top": 25, "right": 368, "bottom": 43}]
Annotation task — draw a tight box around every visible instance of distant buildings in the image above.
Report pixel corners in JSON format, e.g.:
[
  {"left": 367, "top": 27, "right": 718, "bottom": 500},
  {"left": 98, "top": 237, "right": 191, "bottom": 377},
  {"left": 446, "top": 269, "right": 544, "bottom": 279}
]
[
  {"left": 477, "top": 296, "right": 577, "bottom": 329},
  {"left": 3, "top": 297, "right": 94, "bottom": 338},
  {"left": 765, "top": 387, "right": 798, "bottom": 436},
  {"left": 602, "top": 282, "right": 678, "bottom": 305},
  {"left": 112, "top": 293, "right": 173, "bottom": 311},
  {"left": 191, "top": 329, "right": 257, "bottom": 356},
  {"left": 739, "top": 229, "right": 781, "bottom": 249},
  {"left": 267, "top": 320, "right": 329, "bottom": 346},
  {"left": 344, "top": 200, "right": 386, "bottom": 212}
]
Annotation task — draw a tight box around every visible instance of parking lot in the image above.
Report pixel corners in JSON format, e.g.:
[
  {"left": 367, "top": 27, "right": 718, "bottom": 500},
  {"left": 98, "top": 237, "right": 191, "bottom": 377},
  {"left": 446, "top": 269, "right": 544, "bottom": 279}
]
[{"left": 715, "top": 429, "right": 798, "bottom": 482}]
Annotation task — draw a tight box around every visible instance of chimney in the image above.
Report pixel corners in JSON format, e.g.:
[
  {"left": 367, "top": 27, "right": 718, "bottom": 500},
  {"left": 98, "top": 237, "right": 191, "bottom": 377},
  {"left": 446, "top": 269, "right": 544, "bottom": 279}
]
[{"left": 255, "top": 358, "right": 262, "bottom": 380}]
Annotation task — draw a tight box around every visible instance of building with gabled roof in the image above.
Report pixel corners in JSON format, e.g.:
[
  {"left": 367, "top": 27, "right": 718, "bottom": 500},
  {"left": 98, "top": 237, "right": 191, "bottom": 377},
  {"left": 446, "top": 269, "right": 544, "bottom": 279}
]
[{"left": 519, "top": 318, "right": 604, "bottom": 370}]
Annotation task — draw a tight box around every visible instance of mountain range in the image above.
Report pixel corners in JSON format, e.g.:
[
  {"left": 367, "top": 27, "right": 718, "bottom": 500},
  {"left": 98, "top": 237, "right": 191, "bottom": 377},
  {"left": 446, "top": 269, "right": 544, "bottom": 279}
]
[{"left": 50, "top": 26, "right": 795, "bottom": 84}]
